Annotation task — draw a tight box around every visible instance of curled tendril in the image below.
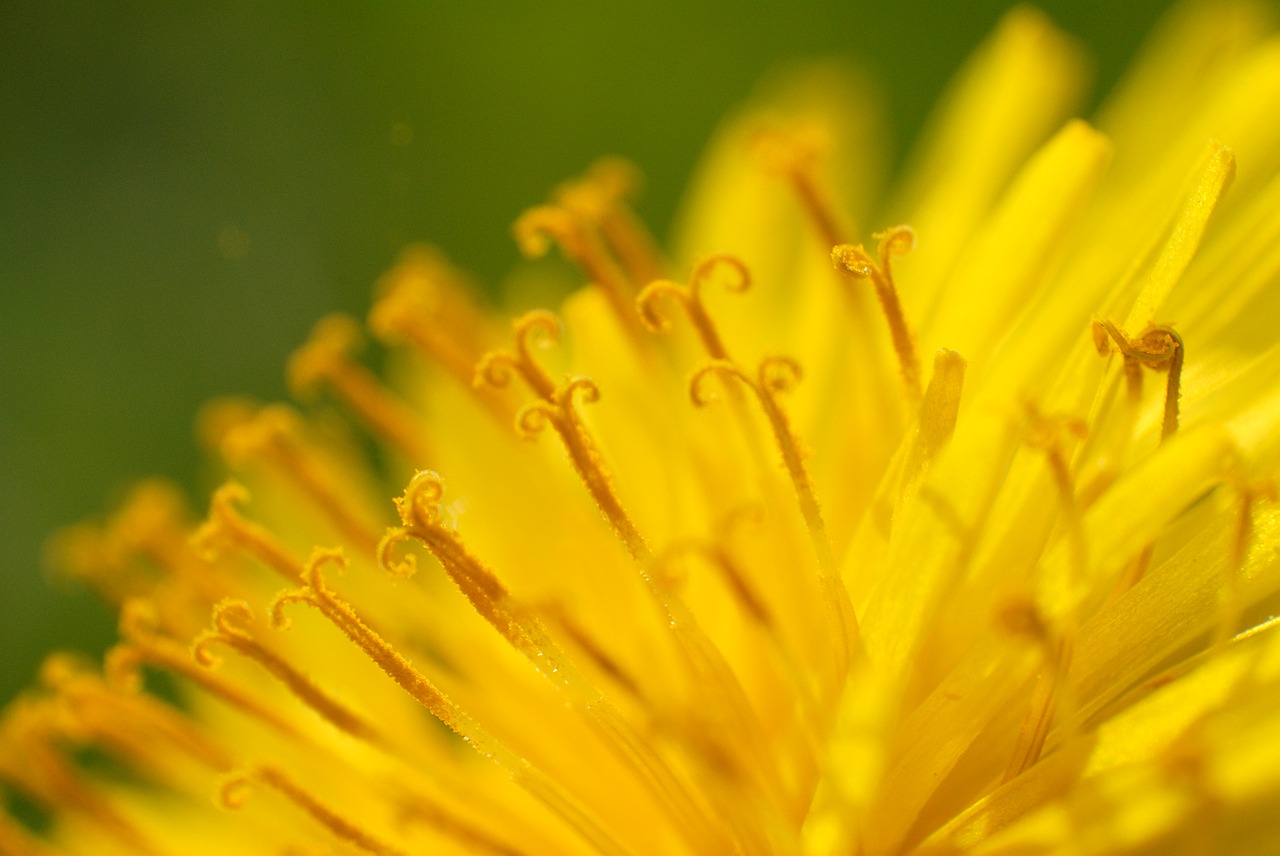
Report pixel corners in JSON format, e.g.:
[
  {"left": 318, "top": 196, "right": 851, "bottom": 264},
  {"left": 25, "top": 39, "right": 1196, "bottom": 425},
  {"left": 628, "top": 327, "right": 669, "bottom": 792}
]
[
  {"left": 514, "top": 310, "right": 560, "bottom": 363},
  {"left": 635, "top": 280, "right": 688, "bottom": 332},
  {"left": 377, "top": 529, "right": 421, "bottom": 579},
  {"left": 1092, "top": 319, "right": 1185, "bottom": 441},
  {"left": 103, "top": 644, "right": 144, "bottom": 692},
  {"left": 561, "top": 376, "right": 601, "bottom": 408},
  {"left": 515, "top": 400, "right": 559, "bottom": 439},
  {"left": 192, "top": 599, "right": 256, "bottom": 668},
  {"left": 268, "top": 548, "right": 344, "bottom": 630},
  {"left": 394, "top": 470, "right": 445, "bottom": 529},
  {"left": 306, "top": 548, "right": 347, "bottom": 588},
  {"left": 212, "top": 479, "right": 250, "bottom": 517},
  {"left": 475, "top": 310, "right": 561, "bottom": 397},
  {"left": 515, "top": 377, "right": 601, "bottom": 438},
  {"left": 191, "top": 481, "right": 253, "bottom": 560},
  {"left": 473, "top": 350, "right": 521, "bottom": 389},
  {"left": 513, "top": 206, "right": 585, "bottom": 259},
  {"left": 268, "top": 592, "right": 305, "bottom": 633},
  {"left": 1092, "top": 319, "right": 1182, "bottom": 368},
  {"left": 690, "top": 254, "right": 751, "bottom": 299},
  {"left": 689, "top": 360, "right": 754, "bottom": 407},
  {"left": 218, "top": 769, "right": 257, "bottom": 810},
  {"left": 873, "top": 225, "right": 916, "bottom": 268},
  {"left": 758, "top": 356, "right": 803, "bottom": 395},
  {"left": 213, "top": 599, "right": 255, "bottom": 635},
  {"left": 637, "top": 254, "right": 750, "bottom": 337},
  {"left": 190, "top": 635, "right": 222, "bottom": 669}
]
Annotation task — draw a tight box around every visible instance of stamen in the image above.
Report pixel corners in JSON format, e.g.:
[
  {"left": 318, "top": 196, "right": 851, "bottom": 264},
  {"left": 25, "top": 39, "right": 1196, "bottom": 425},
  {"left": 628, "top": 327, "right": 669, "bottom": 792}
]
[
  {"left": 382, "top": 471, "right": 636, "bottom": 700},
  {"left": 1093, "top": 321, "right": 1185, "bottom": 592},
  {"left": 1001, "top": 407, "right": 1088, "bottom": 781},
  {"left": 997, "top": 597, "right": 1076, "bottom": 783},
  {"left": 832, "top": 229, "right": 923, "bottom": 401},
  {"left": 288, "top": 314, "right": 432, "bottom": 463},
  {"left": 474, "top": 310, "right": 561, "bottom": 401},
  {"left": 119, "top": 607, "right": 535, "bottom": 856},
  {"left": 690, "top": 357, "right": 860, "bottom": 678},
  {"left": 393, "top": 790, "right": 534, "bottom": 856},
  {"left": 0, "top": 700, "right": 162, "bottom": 855},
  {"left": 271, "top": 549, "right": 632, "bottom": 856},
  {"left": 193, "top": 599, "right": 383, "bottom": 744},
  {"left": 1092, "top": 318, "right": 1184, "bottom": 441},
  {"left": 692, "top": 358, "right": 826, "bottom": 570},
  {"left": 103, "top": 480, "right": 230, "bottom": 603},
  {"left": 44, "top": 522, "right": 143, "bottom": 606},
  {"left": 656, "top": 514, "right": 827, "bottom": 756},
  {"left": 220, "top": 764, "right": 407, "bottom": 856},
  {"left": 367, "top": 246, "right": 497, "bottom": 396},
  {"left": 754, "top": 125, "right": 851, "bottom": 250},
  {"left": 554, "top": 157, "right": 666, "bottom": 285},
  {"left": 513, "top": 205, "right": 639, "bottom": 332},
  {"left": 40, "top": 654, "right": 232, "bottom": 774},
  {"left": 537, "top": 602, "right": 644, "bottom": 701},
  {"left": 516, "top": 378, "right": 650, "bottom": 561},
  {"left": 113, "top": 598, "right": 299, "bottom": 738},
  {"left": 1024, "top": 404, "right": 1089, "bottom": 584},
  {"left": 636, "top": 254, "right": 751, "bottom": 360},
  {"left": 381, "top": 473, "right": 731, "bottom": 852},
  {"left": 192, "top": 482, "right": 306, "bottom": 584},
  {"left": 212, "top": 404, "right": 384, "bottom": 554}
]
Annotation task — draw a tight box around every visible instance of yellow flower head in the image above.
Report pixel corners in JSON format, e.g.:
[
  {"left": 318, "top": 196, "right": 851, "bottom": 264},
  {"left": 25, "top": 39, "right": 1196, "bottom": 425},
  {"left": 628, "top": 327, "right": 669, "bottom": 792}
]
[{"left": 7, "top": 3, "right": 1280, "bottom": 855}]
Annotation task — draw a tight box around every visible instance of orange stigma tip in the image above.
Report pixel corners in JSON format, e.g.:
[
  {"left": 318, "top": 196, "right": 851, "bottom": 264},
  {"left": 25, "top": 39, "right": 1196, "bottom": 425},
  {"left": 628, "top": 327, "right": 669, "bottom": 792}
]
[
  {"left": 367, "top": 247, "right": 500, "bottom": 405},
  {"left": 196, "top": 597, "right": 382, "bottom": 743},
  {"left": 377, "top": 470, "right": 448, "bottom": 578},
  {"left": 1091, "top": 318, "right": 1184, "bottom": 441},
  {"left": 193, "top": 482, "right": 309, "bottom": 584},
  {"left": 753, "top": 124, "right": 849, "bottom": 249},
  {"left": 474, "top": 310, "right": 561, "bottom": 401},
  {"left": 554, "top": 157, "right": 666, "bottom": 285},
  {"left": 515, "top": 377, "right": 649, "bottom": 562},
  {"left": 689, "top": 355, "right": 859, "bottom": 675},
  {"left": 287, "top": 315, "right": 431, "bottom": 462},
  {"left": 513, "top": 205, "right": 639, "bottom": 332},
  {"left": 393, "top": 470, "right": 446, "bottom": 529},
  {"left": 832, "top": 228, "right": 922, "bottom": 401},
  {"left": 212, "top": 406, "right": 384, "bottom": 553},
  {"left": 636, "top": 254, "right": 751, "bottom": 360},
  {"left": 220, "top": 766, "right": 408, "bottom": 856}
]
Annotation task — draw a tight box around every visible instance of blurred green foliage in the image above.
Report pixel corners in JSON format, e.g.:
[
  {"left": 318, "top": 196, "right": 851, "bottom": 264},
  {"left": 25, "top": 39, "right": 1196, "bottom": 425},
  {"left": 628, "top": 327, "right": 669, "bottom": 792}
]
[{"left": 0, "top": 0, "right": 1198, "bottom": 702}]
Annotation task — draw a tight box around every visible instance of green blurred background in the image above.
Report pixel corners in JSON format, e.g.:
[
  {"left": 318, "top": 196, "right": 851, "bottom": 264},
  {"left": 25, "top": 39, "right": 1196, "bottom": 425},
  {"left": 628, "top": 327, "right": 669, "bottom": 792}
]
[{"left": 0, "top": 0, "right": 1209, "bottom": 703}]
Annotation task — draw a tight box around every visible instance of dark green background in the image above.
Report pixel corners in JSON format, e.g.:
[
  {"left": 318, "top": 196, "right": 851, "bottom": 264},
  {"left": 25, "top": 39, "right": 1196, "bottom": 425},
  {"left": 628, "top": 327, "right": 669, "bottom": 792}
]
[{"left": 0, "top": 0, "right": 1210, "bottom": 703}]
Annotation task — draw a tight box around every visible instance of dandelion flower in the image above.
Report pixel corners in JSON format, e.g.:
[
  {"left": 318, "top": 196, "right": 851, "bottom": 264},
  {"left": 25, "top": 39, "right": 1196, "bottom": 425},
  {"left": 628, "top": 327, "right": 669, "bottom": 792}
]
[{"left": 7, "top": 3, "right": 1280, "bottom": 855}]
